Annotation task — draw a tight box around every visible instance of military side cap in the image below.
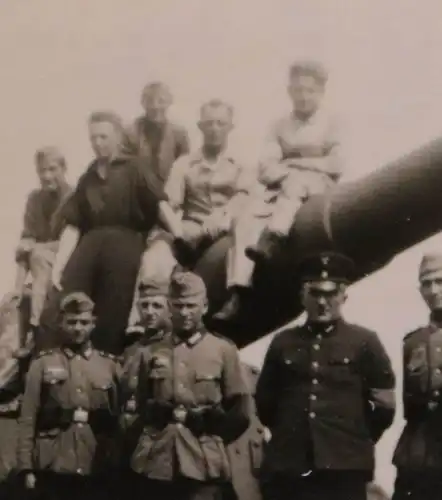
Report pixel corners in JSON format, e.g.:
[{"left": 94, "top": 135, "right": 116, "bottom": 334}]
[
  {"left": 169, "top": 270, "right": 207, "bottom": 300},
  {"left": 297, "top": 251, "right": 355, "bottom": 291},
  {"left": 419, "top": 252, "right": 442, "bottom": 280},
  {"left": 138, "top": 276, "right": 169, "bottom": 297},
  {"left": 60, "top": 292, "right": 95, "bottom": 314}
]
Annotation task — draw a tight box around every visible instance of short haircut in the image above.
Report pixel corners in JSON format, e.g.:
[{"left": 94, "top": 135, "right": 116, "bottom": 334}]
[
  {"left": 200, "top": 99, "right": 234, "bottom": 120},
  {"left": 289, "top": 59, "right": 328, "bottom": 86},
  {"left": 141, "top": 81, "right": 173, "bottom": 103},
  {"left": 34, "top": 146, "right": 66, "bottom": 169},
  {"left": 88, "top": 110, "right": 124, "bottom": 133}
]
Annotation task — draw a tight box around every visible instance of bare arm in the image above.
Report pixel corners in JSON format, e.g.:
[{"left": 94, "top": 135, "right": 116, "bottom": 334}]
[{"left": 51, "top": 225, "right": 80, "bottom": 290}]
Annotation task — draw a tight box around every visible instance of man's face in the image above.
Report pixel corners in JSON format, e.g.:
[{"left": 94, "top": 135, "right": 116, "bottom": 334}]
[
  {"left": 137, "top": 295, "right": 169, "bottom": 330},
  {"left": 198, "top": 105, "right": 233, "bottom": 148},
  {"left": 288, "top": 74, "right": 325, "bottom": 117},
  {"left": 142, "top": 89, "right": 171, "bottom": 124},
  {"left": 169, "top": 296, "right": 208, "bottom": 332},
  {"left": 62, "top": 311, "right": 95, "bottom": 345},
  {"left": 420, "top": 270, "right": 442, "bottom": 312},
  {"left": 89, "top": 121, "right": 121, "bottom": 160},
  {"left": 301, "top": 282, "right": 346, "bottom": 323},
  {"left": 37, "top": 158, "right": 66, "bottom": 192}
]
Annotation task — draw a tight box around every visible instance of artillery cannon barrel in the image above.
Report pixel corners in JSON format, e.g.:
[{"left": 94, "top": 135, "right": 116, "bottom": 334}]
[{"left": 195, "top": 136, "right": 442, "bottom": 347}]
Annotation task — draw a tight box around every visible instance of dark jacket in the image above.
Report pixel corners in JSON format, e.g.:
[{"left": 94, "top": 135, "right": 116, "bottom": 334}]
[
  {"left": 393, "top": 324, "right": 442, "bottom": 471},
  {"left": 255, "top": 320, "right": 396, "bottom": 477}
]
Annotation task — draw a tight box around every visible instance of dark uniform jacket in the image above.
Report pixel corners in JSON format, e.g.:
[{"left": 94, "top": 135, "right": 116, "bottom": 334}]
[
  {"left": 393, "top": 324, "right": 442, "bottom": 471},
  {"left": 122, "top": 117, "right": 190, "bottom": 185},
  {"left": 17, "top": 345, "right": 121, "bottom": 476},
  {"left": 227, "top": 364, "right": 266, "bottom": 500},
  {"left": 255, "top": 320, "right": 395, "bottom": 478},
  {"left": 130, "top": 329, "right": 250, "bottom": 482}
]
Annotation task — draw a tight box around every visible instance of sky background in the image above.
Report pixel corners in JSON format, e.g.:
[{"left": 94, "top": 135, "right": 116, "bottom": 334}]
[{"left": 2, "top": 0, "right": 442, "bottom": 492}]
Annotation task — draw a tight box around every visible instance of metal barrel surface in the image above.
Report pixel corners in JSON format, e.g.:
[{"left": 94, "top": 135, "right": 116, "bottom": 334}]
[{"left": 195, "top": 136, "right": 442, "bottom": 347}]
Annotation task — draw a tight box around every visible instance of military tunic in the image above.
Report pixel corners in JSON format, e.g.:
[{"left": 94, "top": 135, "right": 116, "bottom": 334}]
[
  {"left": 255, "top": 320, "right": 395, "bottom": 500},
  {"left": 17, "top": 345, "right": 120, "bottom": 499},
  {"left": 130, "top": 329, "right": 250, "bottom": 500},
  {"left": 226, "top": 364, "right": 266, "bottom": 500},
  {"left": 393, "top": 324, "right": 442, "bottom": 500}
]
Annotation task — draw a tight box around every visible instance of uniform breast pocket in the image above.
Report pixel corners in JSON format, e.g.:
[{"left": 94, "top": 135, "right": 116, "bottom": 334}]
[
  {"left": 327, "top": 353, "right": 357, "bottom": 382},
  {"left": 147, "top": 368, "right": 169, "bottom": 399},
  {"left": 194, "top": 371, "right": 222, "bottom": 404},
  {"left": 42, "top": 368, "right": 68, "bottom": 404},
  {"left": 90, "top": 379, "right": 114, "bottom": 410},
  {"left": 282, "top": 350, "right": 309, "bottom": 377}
]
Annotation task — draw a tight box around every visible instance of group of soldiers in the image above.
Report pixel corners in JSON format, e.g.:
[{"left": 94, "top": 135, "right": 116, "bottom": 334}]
[{"left": 0, "top": 58, "right": 438, "bottom": 500}]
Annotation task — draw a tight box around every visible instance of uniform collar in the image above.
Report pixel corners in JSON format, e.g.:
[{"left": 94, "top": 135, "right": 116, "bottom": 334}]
[
  {"left": 172, "top": 330, "right": 205, "bottom": 347},
  {"left": 63, "top": 343, "right": 93, "bottom": 359},
  {"left": 305, "top": 320, "right": 338, "bottom": 335}
]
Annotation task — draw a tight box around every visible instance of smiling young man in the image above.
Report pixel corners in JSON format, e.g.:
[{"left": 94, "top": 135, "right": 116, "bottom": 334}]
[
  {"left": 38, "top": 111, "right": 182, "bottom": 356},
  {"left": 255, "top": 252, "right": 395, "bottom": 500},
  {"left": 17, "top": 292, "right": 121, "bottom": 500},
  {"left": 129, "top": 269, "right": 250, "bottom": 500},
  {"left": 392, "top": 253, "right": 442, "bottom": 500},
  {"left": 14, "top": 147, "right": 72, "bottom": 357}
]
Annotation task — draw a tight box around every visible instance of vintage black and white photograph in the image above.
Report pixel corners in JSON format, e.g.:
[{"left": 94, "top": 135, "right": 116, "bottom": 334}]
[{"left": 0, "top": 1, "right": 440, "bottom": 499}]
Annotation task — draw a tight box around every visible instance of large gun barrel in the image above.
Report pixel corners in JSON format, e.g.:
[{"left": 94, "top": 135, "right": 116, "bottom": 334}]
[{"left": 195, "top": 137, "right": 442, "bottom": 347}]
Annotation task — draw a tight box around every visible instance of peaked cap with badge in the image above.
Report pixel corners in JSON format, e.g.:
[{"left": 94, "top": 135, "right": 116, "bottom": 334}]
[{"left": 297, "top": 251, "right": 356, "bottom": 292}]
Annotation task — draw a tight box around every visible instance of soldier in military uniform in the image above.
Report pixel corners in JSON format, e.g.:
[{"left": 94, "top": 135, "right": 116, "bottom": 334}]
[
  {"left": 119, "top": 277, "right": 172, "bottom": 496},
  {"left": 129, "top": 270, "right": 250, "bottom": 500},
  {"left": 255, "top": 252, "right": 395, "bottom": 500},
  {"left": 17, "top": 292, "right": 121, "bottom": 500},
  {"left": 226, "top": 364, "right": 267, "bottom": 500},
  {"left": 392, "top": 253, "right": 442, "bottom": 500}
]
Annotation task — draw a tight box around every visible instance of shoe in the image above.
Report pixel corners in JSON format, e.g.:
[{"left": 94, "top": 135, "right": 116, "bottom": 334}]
[
  {"left": 212, "top": 291, "right": 242, "bottom": 324},
  {"left": 245, "top": 230, "right": 281, "bottom": 264}
]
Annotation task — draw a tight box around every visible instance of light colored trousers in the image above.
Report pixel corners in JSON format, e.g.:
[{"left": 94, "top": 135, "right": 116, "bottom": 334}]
[
  {"left": 231, "top": 169, "right": 335, "bottom": 288},
  {"left": 28, "top": 242, "right": 58, "bottom": 326}
]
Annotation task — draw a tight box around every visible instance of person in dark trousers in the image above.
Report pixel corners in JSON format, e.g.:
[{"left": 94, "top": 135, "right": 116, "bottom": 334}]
[
  {"left": 129, "top": 269, "right": 250, "bottom": 500},
  {"left": 17, "top": 292, "right": 121, "bottom": 500},
  {"left": 255, "top": 251, "right": 396, "bottom": 500},
  {"left": 392, "top": 252, "right": 442, "bottom": 500},
  {"left": 38, "top": 110, "right": 182, "bottom": 356}
]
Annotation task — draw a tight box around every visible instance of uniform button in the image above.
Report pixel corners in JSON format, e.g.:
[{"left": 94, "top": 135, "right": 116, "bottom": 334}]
[
  {"left": 434, "top": 390, "right": 440, "bottom": 397},
  {"left": 313, "top": 345, "right": 320, "bottom": 351},
  {"left": 76, "top": 388, "right": 82, "bottom": 393},
  {"left": 436, "top": 369, "right": 441, "bottom": 375},
  {"left": 312, "top": 379, "right": 318, "bottom": 385},
  {"left": 316, "top": 334, "right": 322, "bottom": 340},
  {"left": 76, "top": 468, "right": 82, "bottom": 474},
  {"left": 310, "top": 394, "right": 317, "bottom": 401},
  {"left": 437, "top": 348, "right": 442, "bottom": 353},
  {"left": 312, "top": 362, "right": 319, "bottom": 370},
  {"left": 344, "top": 358, "right": 350, "bottom": 364},
  {"left": 309, "top": 412, "right": 316, "bottom": 419}
]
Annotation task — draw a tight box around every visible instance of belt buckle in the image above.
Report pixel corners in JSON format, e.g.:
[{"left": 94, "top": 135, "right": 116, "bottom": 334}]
[
  {"left": 173, "top": 405, "right": 187, "bottom": 423},
  {"left": 125, "top": 398, "right": 137, "bottom": 413},
  {"left": 73, "top": 408, "right": 89, "bottom": 424}
]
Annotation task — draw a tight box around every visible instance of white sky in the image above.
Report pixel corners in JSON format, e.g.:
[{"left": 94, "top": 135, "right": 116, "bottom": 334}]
[{"left": 2, "top": 0, "right": 442, "bottom": 492}]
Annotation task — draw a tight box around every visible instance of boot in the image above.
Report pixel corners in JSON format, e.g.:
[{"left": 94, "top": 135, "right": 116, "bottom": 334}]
[
  {"left": 14, "top": 326, "right": 36, "bottom": 360},
  {"left": 245, "top": 229, "right": 282, "bottom": 264},
  {"left": 212, "top": 287, "right": 245, "bottom": 324}
]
